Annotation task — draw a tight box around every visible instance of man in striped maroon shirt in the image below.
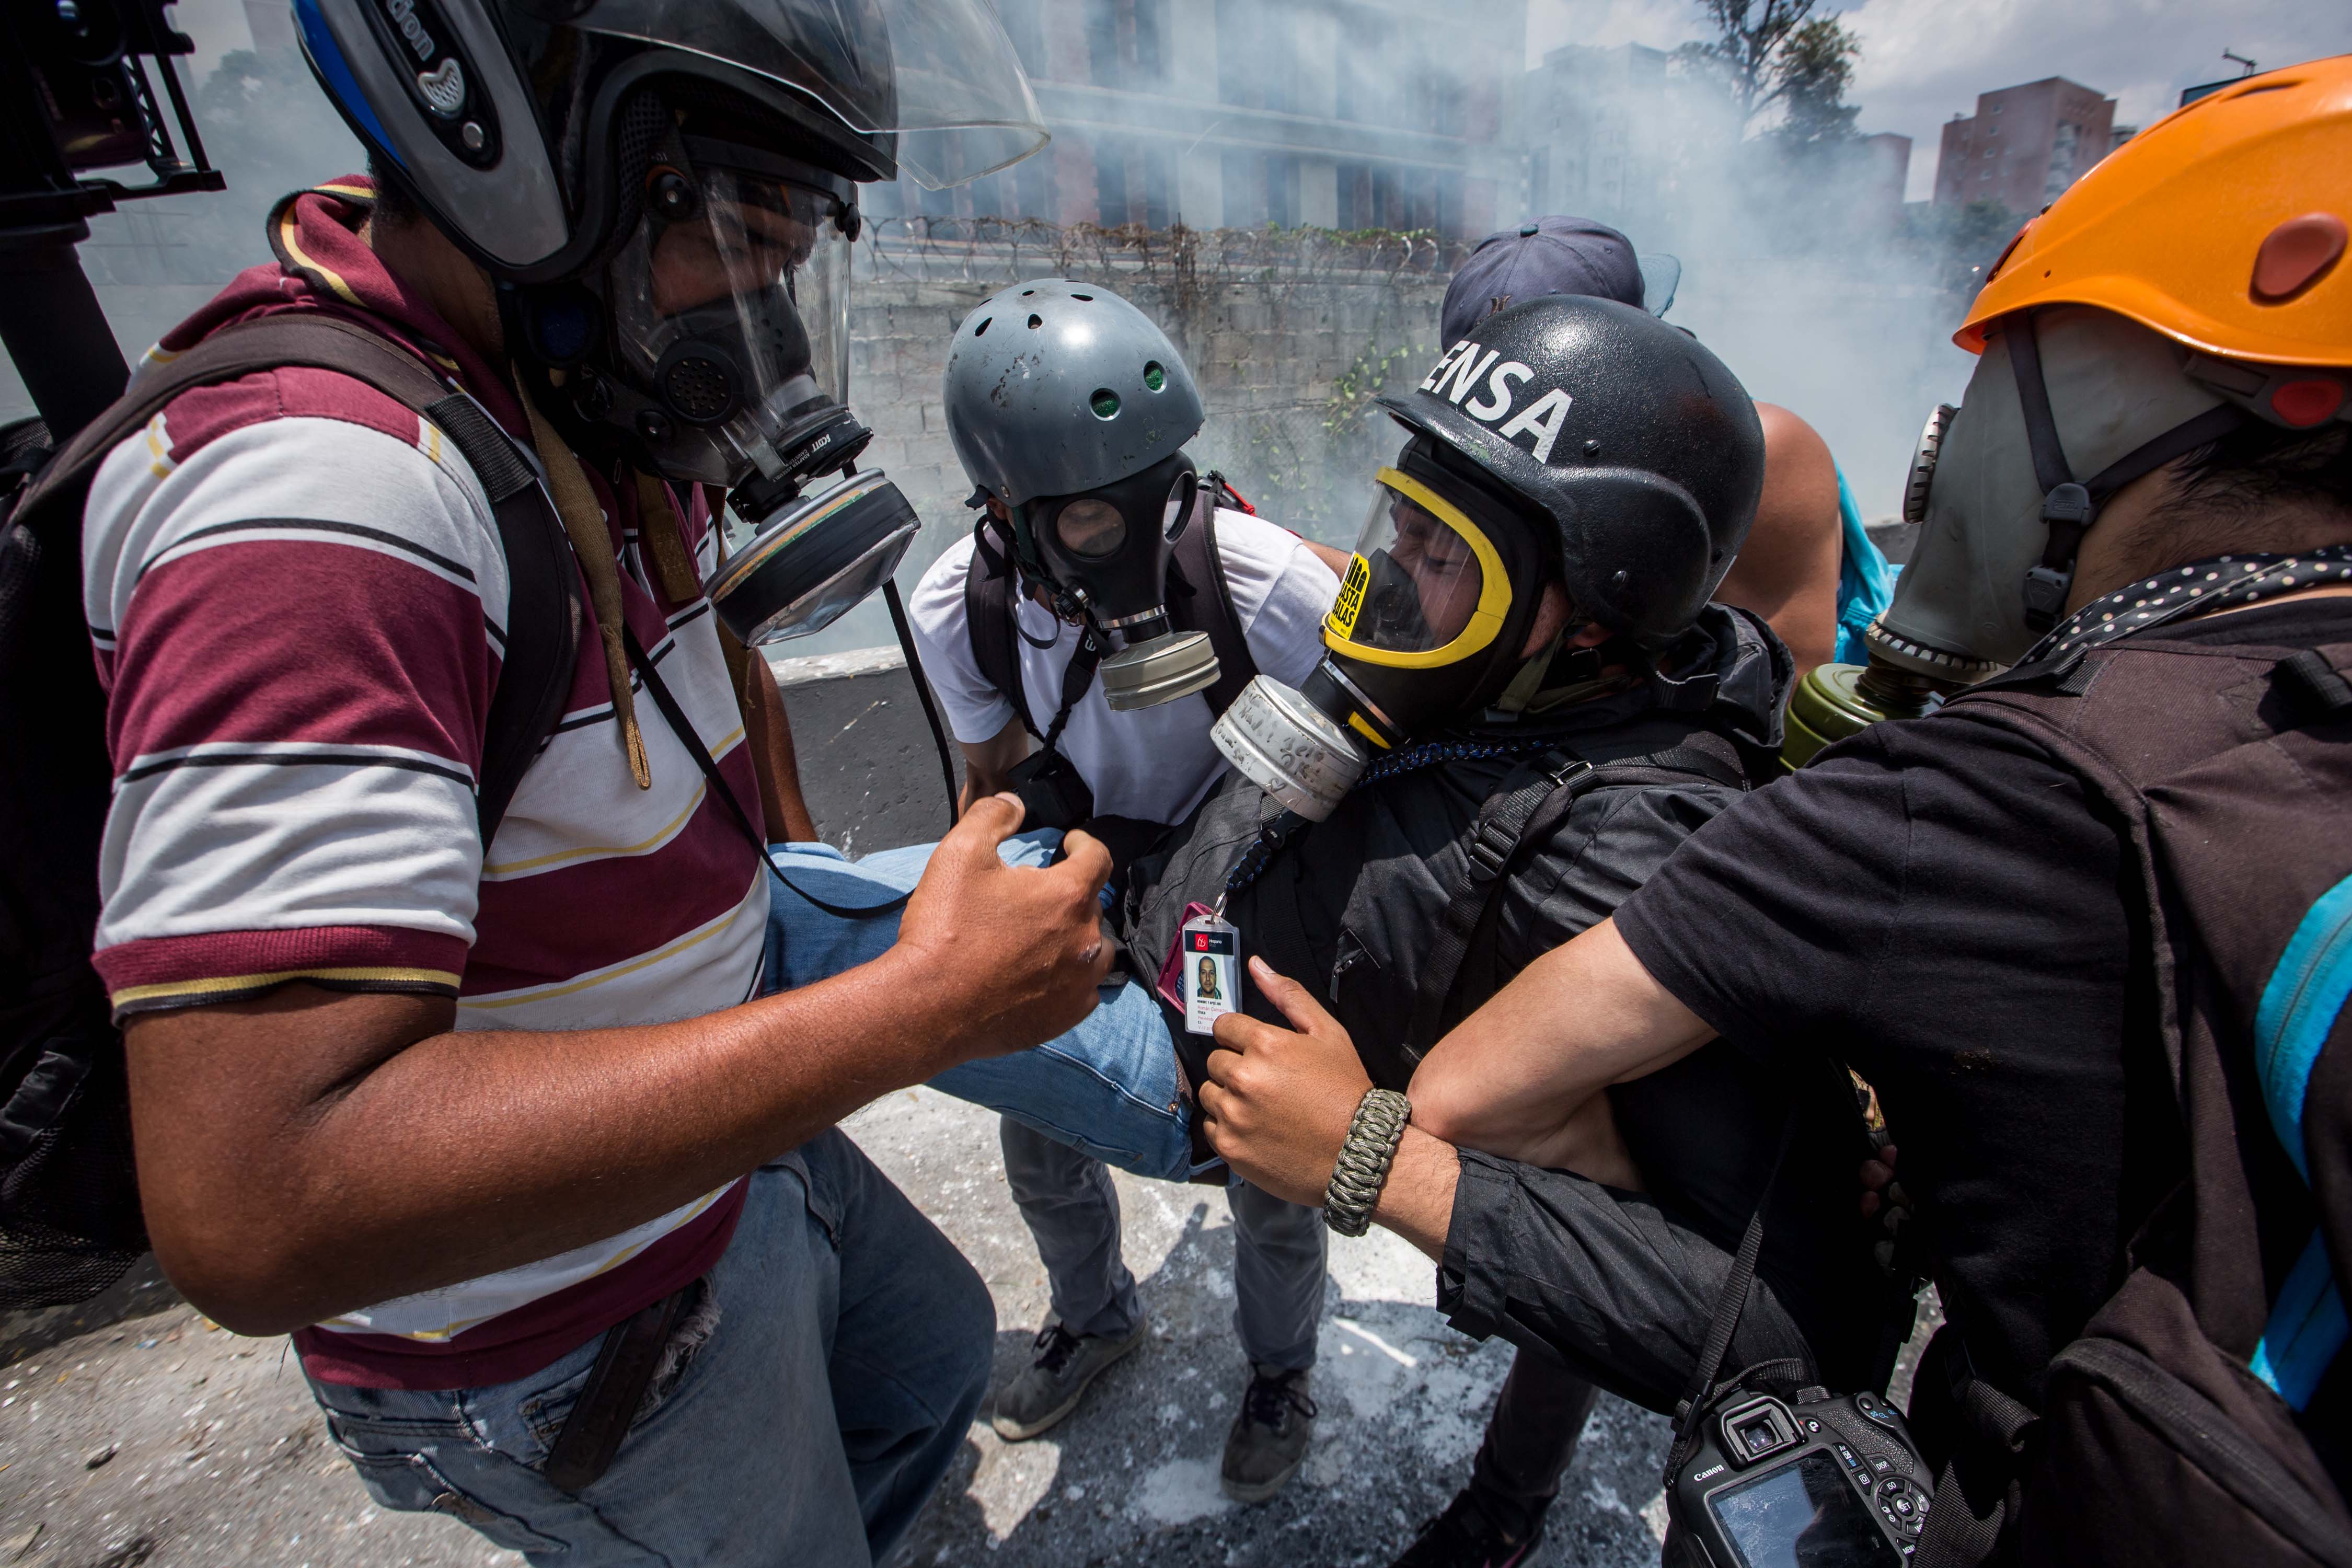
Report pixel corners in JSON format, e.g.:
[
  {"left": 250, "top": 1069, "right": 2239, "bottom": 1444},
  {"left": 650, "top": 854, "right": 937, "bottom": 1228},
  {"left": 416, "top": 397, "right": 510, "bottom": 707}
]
[{"left": 79, "top": 8, "right": 1104, "bottom": 1561}]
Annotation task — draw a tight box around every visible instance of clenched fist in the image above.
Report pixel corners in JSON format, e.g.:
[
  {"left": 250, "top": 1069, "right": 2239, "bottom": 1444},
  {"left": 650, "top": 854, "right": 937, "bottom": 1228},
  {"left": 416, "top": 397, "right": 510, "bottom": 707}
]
[{"left": 894, "top": 794, "right": 1116, "bottom": 1064}]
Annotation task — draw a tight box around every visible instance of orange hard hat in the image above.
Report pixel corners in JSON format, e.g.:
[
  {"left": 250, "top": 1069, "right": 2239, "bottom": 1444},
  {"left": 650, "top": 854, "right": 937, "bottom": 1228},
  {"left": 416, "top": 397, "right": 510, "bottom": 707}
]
[{"left": 1958, "top": 55, "right": 2352, "bottom": 368}]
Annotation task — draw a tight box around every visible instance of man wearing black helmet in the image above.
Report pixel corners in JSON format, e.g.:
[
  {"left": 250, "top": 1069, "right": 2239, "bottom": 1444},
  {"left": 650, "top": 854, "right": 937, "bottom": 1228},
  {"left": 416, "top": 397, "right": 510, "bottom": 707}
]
[
  {"left": 71, "top": 3, "right": 1113, "bottom": 1562},
  {"left": 1127, "top": 293, "right": 1892, "bottom": 1560},
  {"left": 1443, "top": 215, "right": 1899, "bottom": 679}
]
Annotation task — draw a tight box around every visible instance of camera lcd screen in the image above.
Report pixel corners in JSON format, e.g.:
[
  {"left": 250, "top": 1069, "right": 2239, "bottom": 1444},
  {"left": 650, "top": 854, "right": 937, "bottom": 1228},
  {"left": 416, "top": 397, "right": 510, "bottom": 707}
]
[{"left": 1708, "top": 1450, "right": 1901, "bottom": 1568}]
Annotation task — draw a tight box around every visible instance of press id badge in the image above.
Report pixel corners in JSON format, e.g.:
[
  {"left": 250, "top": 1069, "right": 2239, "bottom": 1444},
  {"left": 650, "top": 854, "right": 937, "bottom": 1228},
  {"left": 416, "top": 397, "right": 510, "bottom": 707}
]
[{"left": 1179, "top": 915, "right": 1241, "bottom": 1036}]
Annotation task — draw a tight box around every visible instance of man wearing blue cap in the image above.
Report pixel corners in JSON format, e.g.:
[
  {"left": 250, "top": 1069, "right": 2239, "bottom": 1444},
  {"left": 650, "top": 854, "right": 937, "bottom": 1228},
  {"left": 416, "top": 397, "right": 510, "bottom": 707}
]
[{"left": 1390, "top": 218, "right": 1899, "bottom": 1567}]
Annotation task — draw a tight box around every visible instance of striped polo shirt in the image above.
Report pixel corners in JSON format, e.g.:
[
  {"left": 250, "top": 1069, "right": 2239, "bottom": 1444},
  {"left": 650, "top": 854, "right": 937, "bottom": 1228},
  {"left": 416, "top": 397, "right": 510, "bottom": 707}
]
[{"left": 82, "top": 182, "right": 762, "bottom": 1389}]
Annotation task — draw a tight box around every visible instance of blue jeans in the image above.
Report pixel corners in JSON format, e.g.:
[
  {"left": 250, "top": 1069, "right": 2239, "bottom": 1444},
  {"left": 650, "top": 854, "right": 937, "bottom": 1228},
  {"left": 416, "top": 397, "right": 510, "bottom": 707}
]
[
  {"left": 765, "top": 833, "right": 1201, "bottom": 1182},
  {"left": 306, "top": 1133, "right": 993, "bottom": 1566},
  {"left": 768, "top": 837, "right": 1326, "bottom": 1370}
]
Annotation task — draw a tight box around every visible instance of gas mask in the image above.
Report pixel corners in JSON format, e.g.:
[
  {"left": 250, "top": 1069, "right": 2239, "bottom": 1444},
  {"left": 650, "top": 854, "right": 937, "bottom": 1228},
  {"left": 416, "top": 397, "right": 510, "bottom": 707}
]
[
  {"left": 1867, "top": 306, "right": 2247, "bottom": 682},
  {"left": 511, "top": 121, "right": 917, "bottom": 645},
  {"left": 1781, "top": 306, "right": 2295, "bottom": 769},
  {"left": 1213, "top": 447, "right": 1550, "bottom": 818},
  {"left": 1010, "top": 448, "right": 1218, "bottom": 710}
]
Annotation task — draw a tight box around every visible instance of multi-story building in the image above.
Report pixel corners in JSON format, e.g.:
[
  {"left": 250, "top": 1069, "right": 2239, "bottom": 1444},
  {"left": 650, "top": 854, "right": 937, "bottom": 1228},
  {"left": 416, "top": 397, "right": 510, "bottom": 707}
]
[
  {"left": 864, "top": 0, "right": 1526, "bottom": 238},
  {"left": 1932, "top": 77, "right": 2117, "bottom": 212}
]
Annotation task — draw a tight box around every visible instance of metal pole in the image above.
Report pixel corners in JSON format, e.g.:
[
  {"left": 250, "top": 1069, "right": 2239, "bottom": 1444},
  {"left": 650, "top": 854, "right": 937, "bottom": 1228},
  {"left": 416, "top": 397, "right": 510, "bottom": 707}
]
[{"left": 0, "top": 220, "right": 129, "bottom": 444}]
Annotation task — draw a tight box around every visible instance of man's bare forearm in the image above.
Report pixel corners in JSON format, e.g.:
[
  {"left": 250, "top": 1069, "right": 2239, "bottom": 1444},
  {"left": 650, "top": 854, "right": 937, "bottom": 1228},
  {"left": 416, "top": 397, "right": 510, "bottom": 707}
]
[
  {"left": 957, "top": 719, "right": 1030, "bottom": 817},
  {"left": 130, "top": 801, "right": 1113, "bottom": 1335},
  {"left": 1371, "top": 1126, "right": 1459, "bottom": 1262},
  {"left": 748, "top": 652, "right": 818, "bottom": 843},
  {"left": 133, "top": 946, "right": 993, "bottom": 1333},
  {"left": 1408, "top": 918, "right": 1714, "bottom": 1165}
]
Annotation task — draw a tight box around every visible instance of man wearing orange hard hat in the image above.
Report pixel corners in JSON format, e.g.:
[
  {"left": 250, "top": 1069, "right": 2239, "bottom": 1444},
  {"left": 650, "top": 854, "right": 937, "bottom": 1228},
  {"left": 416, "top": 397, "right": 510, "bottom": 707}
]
[{"left": 1181, "top": 56, "right": 2352, "bottom": 1568}]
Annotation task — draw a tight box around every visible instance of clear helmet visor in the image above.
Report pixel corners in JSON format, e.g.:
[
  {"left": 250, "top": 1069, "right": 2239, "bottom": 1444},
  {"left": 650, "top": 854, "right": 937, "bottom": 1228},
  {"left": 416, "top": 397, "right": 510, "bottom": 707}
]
[
  {"left": 606, "top": 158, "right": 852, "bottom": 485},
  {"left": 1328, "top": 469, "right": 1505, "bottom": 661},
  {"left": 558, "top": 0, "right": 1049, "bottom": 188}
]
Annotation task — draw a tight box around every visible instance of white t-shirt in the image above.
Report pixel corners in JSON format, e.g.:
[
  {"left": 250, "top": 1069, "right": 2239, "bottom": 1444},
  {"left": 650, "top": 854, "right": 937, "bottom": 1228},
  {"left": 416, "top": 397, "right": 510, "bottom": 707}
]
[{"left": 908, "top": 507, "right": 1340, "bottom": 823}]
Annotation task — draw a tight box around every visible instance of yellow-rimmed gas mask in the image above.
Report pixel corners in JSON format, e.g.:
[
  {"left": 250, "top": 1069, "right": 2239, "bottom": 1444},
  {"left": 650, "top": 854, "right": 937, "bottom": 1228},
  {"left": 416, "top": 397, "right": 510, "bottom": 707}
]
[
  {"left": 1327, "top": 466, "right": 1515, "bottom": 673},
  {"left": 1213, "top": 444, "right": 1554, "bottom": 818}
]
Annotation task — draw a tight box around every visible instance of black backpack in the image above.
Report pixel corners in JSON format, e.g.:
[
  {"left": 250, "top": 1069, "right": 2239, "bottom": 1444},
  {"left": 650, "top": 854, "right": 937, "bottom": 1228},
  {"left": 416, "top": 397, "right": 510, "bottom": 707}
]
[
  {"left": 1910, "top": 633, "right": 2352, "bottom": 1566},
  {"left": 0, "top": 310, "right": 580, "bottom": 1310}
]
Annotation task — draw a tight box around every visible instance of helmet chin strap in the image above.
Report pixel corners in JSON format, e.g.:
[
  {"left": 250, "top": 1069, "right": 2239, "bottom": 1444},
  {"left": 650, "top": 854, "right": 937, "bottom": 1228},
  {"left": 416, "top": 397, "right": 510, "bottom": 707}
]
[{"left": 2007, "top": 310, "right": 2248, "bottom": 632}]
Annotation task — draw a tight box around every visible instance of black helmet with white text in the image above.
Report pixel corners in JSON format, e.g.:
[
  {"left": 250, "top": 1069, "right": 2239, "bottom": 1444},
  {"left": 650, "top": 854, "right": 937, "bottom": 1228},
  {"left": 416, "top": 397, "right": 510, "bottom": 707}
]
[{"left": 1380, "top": 295, "right": 1766, "bottom": 647}]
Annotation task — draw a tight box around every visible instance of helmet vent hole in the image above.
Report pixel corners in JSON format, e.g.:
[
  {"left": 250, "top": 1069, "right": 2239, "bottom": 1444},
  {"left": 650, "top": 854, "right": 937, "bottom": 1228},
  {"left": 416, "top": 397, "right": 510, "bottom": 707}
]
[
  {"left": 1144, "top": 361, "right": 1166, "bottom": 391},
  {"left": 1090, "top": 388, "right": 1122, "bottom": 419},
  {"left": 975, "top": 317, "right": 991, "bottom": 337},
  {"left": 1028, "top": 314, "right": 1043, "bottom": 329},
  {"left": 1072, "top": 292, "right": 1094, "bottom": 301},
  {"left": 1021, "top": 289, "right": 1036, "bottom": 297}
]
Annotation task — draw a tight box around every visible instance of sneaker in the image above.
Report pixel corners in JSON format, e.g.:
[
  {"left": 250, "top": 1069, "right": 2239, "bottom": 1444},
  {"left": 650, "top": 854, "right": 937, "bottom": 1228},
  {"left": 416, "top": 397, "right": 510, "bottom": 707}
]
[
  {"left": 1220, "top": 1363, "right": 1317, "bottom": 1503},
  {"left": 1393, "top": 1484, "right": 1549, "bottom": 1568},
  {"left": 990, "top": 1316, "right": 1148, "bottom": 1442}
]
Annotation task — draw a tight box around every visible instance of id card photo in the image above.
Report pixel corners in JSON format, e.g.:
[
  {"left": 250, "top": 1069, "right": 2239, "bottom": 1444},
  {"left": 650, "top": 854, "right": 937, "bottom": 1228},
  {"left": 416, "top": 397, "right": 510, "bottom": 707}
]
[{"left": 1181, "top": 921, "right": 1239, "bottom": 1035}]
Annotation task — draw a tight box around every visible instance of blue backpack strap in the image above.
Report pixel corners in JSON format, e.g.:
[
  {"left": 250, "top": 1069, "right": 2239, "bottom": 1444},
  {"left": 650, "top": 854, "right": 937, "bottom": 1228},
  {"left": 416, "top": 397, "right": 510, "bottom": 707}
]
[{"left": 2249, "top": 872, "right": 2352, "bottom": 1409}]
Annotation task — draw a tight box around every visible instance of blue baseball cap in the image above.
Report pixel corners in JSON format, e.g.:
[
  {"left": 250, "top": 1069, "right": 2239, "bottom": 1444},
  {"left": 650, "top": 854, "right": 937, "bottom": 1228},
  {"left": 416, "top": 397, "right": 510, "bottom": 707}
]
[{"left": 1442, "top": 217, "right": 1645, "bottom": 345}]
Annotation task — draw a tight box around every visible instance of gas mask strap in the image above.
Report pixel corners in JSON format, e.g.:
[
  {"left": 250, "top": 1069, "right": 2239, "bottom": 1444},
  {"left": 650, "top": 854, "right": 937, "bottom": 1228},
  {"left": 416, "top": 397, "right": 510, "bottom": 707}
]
[
  {"left": 1040, "top": 630, "right": 1105, "bottom": 756},
  {"left": 2004, "top": 312, "right": 2075, "bottom": 496},
  {"left": 2007, "top": 314, "right": 2245, "bottom": 634},
  {"left": 2008, "top": 313, "right": 2100, "bottom": 632},
  {"left": 2083, "top": 404, "right": 2247, "bottom": 508}
]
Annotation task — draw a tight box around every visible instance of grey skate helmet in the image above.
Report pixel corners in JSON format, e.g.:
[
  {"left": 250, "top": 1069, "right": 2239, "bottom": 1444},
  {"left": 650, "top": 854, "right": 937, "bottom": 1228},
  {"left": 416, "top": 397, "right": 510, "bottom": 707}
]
[
  {"left": 944, "top": 281, "right": 1221, "bottom": 711},
  {"left": 944, "top": 280, "right": 1206, "bottom": 507}
]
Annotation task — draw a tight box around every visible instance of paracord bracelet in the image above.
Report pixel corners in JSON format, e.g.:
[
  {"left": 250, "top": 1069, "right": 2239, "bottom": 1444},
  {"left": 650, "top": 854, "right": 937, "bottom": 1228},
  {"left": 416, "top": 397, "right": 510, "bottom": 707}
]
[{"left": 1324, "top": 1088, "right": 1411, "bottom": 1237}]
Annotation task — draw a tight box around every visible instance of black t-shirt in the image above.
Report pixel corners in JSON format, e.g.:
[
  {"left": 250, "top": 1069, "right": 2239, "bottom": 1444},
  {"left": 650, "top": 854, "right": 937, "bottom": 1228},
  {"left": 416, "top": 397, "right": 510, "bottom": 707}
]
[{"left": 1615, "top": 597, "right": 2352, "bottom": 1407}]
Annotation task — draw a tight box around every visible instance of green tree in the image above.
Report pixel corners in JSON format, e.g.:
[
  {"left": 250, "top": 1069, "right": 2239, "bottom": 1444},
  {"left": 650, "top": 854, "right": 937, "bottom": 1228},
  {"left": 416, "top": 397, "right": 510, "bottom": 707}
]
[
  {"left": 1674, "top": 1, "right": 1861, "bottom": 142},
  {"left": 1770, "top": 16, "right": 1861, "bottom": 145},
  {"left": 1673, "top": 0, "right": 1816, "bottom": 125}
]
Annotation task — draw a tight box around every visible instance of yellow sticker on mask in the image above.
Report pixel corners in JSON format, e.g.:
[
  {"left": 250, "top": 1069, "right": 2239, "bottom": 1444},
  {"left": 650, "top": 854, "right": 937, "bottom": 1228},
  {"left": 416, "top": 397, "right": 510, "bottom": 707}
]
[{"left": 1328, "top": 552, "right": 1371, "bottom": 642}]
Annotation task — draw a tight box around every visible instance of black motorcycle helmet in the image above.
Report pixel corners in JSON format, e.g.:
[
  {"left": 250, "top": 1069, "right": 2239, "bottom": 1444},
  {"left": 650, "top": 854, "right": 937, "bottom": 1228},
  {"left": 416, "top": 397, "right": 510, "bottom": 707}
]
[
  {"left": 1376, "top": 295, "right": 1766, "bottom": 647},
  {"left": 296, "top": 0, "right": 1045, "bottom": 493}
]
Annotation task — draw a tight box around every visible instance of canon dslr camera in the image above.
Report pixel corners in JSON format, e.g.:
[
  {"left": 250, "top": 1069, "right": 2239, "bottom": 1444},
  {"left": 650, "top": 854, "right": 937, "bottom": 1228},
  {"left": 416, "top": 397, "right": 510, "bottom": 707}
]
[{"left": 1668, "top": 1386, "right": 1934, "bottom": 1567}]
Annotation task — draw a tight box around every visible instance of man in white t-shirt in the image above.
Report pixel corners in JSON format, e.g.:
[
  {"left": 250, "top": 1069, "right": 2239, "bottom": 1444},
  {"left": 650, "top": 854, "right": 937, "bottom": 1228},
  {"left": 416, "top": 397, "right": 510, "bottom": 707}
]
[
  {"left": 895, "top": 280, "right": 1342, "bottom": 1501},
  {"left": 910, "top": 496, "right": 1343, "bottom": 823}
]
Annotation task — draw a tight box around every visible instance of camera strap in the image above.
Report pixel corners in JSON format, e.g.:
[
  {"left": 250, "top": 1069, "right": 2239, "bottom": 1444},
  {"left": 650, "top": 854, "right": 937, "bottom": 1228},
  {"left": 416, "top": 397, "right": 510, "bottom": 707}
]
[
  {"left": 1663, "top": 1101, "right": 1804, "bottom": 1480},
  {"left": 621, "top": 625, "right": 912, "bottom": 920}
]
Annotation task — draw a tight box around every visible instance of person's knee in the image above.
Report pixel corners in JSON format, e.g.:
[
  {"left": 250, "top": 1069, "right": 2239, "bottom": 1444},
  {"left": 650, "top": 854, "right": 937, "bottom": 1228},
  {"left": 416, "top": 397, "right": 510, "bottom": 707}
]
[{"left": 941, "top": 1250, "right": 997, "bottom": 1416}]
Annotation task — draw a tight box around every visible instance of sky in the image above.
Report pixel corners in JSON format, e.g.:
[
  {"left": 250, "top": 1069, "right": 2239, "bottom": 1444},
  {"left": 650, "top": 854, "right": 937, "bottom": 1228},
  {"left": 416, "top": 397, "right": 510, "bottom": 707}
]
[{"left": 1526, "top": 0, "right": 2352, "bottom": 200}]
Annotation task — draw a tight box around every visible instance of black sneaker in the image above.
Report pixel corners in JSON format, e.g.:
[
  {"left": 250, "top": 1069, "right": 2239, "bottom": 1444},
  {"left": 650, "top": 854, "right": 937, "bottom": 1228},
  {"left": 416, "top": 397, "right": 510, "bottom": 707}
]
[
  {"left": 990, "top": 1316, "right": 1148, "bottom": 1442},
  {"left": 1393, "top": 1483, "right": 1550, "bottom": 1568},
  {"left": 1220, "top": 1363, "right": 1317, "bottom": 1502}
]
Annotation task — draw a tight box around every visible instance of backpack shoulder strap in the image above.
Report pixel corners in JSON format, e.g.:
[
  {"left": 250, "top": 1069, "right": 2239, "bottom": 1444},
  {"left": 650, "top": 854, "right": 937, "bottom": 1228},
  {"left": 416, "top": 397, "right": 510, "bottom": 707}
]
[
  {"left": 20, "top": 313, "right": 451, "bottom": 518},
  {"left": 424, "top": 393, "right": 580, "bottom": 849},
  {"left": 1403, "top": 731, "right": 1753, "bottom": 1055},
  {"left": 1167, "top": 501, "right": 1259, "bottom": 718},
  {"left": 964, "top": 518, "right": 1037, "bottom": 741},
  {"left": 18, "top": 310, "right": 579, "bottom": 848}
]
